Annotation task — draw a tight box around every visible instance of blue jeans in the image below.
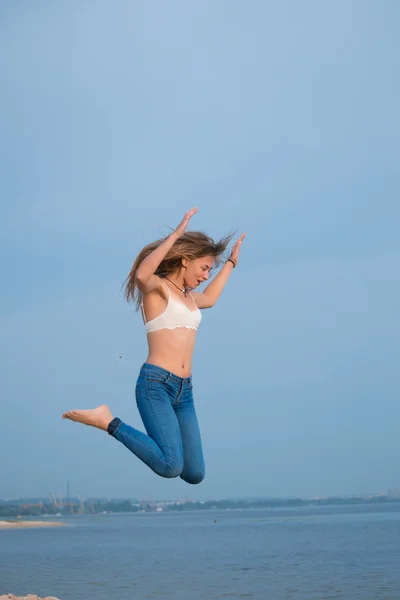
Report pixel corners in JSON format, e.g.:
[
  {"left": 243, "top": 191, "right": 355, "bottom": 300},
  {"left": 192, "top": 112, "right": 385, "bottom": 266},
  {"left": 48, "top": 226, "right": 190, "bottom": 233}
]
[{"left": 107, "top": 363, "right": 205, "bottom": 484}]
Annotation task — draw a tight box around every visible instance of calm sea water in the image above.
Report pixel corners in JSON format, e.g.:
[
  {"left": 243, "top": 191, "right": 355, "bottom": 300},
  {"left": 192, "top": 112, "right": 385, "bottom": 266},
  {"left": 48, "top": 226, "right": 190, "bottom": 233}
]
[{"left": 1, "top": 504, "right": 400, "bottom": 600}]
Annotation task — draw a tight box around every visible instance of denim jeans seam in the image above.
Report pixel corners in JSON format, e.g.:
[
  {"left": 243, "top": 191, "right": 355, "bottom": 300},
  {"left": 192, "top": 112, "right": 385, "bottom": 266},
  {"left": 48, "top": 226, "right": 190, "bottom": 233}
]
[
  {"left": 144, "top": 378, "right": 175, "bottom": 466},
  {"left": 118, "top": 426, "right": 172, "bottom": 464},
  {"left": 175, "top": 391, "right": 205, "bottom": 482}
]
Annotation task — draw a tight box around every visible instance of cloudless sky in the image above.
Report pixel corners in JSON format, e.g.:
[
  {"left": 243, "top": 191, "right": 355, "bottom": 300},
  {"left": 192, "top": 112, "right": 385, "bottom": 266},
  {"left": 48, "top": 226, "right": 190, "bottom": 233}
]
[{"left": 1, "top": 1, "right": 399, "bottom": 501}]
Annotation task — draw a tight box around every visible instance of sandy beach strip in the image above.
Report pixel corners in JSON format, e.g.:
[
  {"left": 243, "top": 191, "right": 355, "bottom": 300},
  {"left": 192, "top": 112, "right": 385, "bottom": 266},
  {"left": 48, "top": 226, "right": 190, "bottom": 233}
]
[
  {"left": 0, "top": 595, "right": 61, "bottom": 599},
  {"left": 0, "top": 520, "right": 67, "bottom": 529}
]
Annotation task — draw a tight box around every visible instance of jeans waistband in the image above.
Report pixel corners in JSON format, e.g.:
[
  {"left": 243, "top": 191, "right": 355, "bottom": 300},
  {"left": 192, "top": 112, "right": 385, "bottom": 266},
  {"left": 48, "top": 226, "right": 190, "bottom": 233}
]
[{"left": 140, "top": 362, "right": 192, "bottom": 384}]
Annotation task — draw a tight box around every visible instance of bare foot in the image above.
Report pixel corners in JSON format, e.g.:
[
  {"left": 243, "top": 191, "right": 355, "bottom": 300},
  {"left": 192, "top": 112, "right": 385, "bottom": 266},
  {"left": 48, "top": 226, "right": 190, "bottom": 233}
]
[{"left": 62, "top": 404, "right": 114, "bottom": 432}]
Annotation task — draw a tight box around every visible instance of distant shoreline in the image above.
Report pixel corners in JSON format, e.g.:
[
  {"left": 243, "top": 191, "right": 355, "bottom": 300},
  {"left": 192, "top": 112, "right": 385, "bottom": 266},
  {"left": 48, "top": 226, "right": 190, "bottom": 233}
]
[
  {"left": 0, "top": 520, "right": 67, "bottom": 529},
  {"left": 2, "top": 495, "right": 400, "bottom": 518}
]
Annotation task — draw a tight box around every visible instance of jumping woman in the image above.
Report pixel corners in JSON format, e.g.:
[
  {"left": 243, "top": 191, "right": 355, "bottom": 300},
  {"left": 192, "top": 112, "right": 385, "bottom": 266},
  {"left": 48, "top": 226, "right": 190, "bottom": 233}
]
[{"left": 63, "top": 208, "right": 245, "bottom": 484}]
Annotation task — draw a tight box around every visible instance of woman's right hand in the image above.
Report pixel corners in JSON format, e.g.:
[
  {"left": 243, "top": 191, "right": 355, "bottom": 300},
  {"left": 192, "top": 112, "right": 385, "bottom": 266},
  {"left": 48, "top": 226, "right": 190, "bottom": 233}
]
[{"left": 173, "top": 207, "right": 198, "bottom": 238}]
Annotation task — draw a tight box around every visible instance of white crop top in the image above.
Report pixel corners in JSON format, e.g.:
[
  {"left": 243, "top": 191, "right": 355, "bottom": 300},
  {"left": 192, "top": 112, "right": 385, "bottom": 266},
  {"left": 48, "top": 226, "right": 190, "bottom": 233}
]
[{"left": 142, "top": 280, "right": 202, "bottom": 334}]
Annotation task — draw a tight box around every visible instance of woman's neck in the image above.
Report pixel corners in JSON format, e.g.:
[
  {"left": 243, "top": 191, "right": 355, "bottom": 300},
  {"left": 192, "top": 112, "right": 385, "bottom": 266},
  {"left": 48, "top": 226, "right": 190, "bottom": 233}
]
[
  {"left": 167, "top": 273, "right": 186, "bottom": 290},
  {"left": 165, "top": 271, "right": 187, "bottom": 293}
]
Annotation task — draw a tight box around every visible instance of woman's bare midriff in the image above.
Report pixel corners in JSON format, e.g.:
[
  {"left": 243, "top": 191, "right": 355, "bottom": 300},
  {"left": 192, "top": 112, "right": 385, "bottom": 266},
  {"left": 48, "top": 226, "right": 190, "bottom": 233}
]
[{"left": 145, "top": 328, "right": 197, "bottom": 378}]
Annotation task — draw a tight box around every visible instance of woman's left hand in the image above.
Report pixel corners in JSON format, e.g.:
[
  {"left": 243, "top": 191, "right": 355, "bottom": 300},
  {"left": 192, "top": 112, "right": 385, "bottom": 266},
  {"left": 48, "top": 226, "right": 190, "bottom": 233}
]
[{"left": 229, "top": 233, "right": 246, "bottom": 265}]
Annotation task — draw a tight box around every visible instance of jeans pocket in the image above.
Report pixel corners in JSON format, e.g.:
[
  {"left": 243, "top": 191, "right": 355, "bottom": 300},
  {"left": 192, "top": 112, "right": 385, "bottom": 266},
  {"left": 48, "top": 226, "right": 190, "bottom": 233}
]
[{"left": 145, "top": 373, "right": 168, "bottom": 384}]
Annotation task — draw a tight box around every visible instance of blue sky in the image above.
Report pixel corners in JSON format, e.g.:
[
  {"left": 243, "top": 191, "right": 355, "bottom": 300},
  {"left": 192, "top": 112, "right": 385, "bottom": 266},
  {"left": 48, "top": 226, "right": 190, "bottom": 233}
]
[{"left": 1, "top": 0, "right": 399, "bottom": 501}]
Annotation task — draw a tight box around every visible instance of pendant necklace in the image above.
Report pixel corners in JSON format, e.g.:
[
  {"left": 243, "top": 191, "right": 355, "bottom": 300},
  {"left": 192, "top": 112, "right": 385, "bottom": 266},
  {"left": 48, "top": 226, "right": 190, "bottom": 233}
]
[{"left": 164, "top": 277, "right": 187, "bottom": 297}]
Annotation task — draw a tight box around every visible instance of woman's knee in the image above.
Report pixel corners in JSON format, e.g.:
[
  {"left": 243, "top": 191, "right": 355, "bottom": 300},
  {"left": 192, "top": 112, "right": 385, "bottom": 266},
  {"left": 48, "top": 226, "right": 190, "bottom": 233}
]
[
  {"left": 180, "top": 468, "right": 205, "bottom": 485},
  {"left": 160, "top": 457, "right": 184, "bottom": 479}
]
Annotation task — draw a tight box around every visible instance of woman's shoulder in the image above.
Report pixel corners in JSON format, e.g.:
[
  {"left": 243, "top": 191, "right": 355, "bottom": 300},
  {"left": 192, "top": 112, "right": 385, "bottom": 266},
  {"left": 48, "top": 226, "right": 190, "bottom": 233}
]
[
  {"left": 137, "top": 274, "right": 168, "bottom": 298},
  {"left": 141, "top": 276, "right": 170, "bottom": 303}
]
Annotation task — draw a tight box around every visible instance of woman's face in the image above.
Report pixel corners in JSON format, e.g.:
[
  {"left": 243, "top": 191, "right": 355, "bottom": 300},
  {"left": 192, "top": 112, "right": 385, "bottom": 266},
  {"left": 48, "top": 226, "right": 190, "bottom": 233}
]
[{"left": 184, "top": 255, "right": 215, "bottom": 289}]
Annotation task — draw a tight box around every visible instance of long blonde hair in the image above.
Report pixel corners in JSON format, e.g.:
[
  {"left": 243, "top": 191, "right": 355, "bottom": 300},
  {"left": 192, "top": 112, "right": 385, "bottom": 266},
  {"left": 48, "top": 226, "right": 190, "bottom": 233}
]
[{"left": 124, "top": 230, "right": 234, "bottom": 310}]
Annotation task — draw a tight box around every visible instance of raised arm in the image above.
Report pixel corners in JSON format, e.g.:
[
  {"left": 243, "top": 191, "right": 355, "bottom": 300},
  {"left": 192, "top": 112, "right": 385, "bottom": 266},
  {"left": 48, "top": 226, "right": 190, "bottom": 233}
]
[
  {"left": 135, "top": 208, "right": 198, "bottom": 294},
  {"left": 193, "top": 233, "right": 246, "bottom": 308}
]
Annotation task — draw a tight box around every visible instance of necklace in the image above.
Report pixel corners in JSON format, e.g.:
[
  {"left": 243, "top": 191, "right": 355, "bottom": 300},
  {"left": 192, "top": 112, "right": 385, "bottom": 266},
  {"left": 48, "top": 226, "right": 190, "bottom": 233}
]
[{"left": 164, "top": 277, "right": 187, "bottom": 297}]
